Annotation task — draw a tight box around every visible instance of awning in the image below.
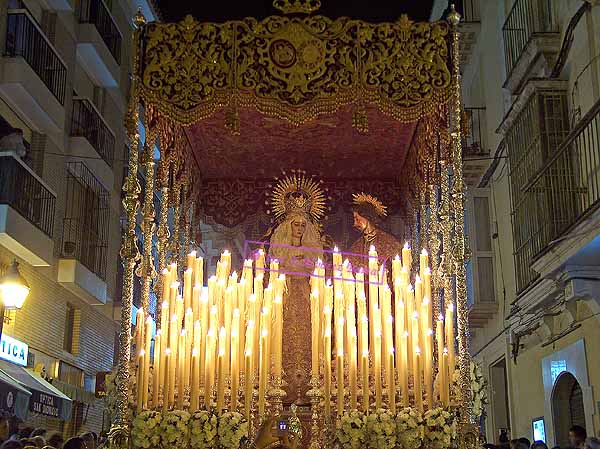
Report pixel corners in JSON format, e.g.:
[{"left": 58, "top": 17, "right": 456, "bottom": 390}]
[
  {"left": 0, "top": 368, "right": 31, "bottom": 420},
  {"left": 0, "top": 360, "right": 73, "bottom": 421}
]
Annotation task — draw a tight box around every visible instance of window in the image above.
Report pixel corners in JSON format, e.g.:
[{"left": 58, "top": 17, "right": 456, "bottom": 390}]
[
  {"left": 62, "top": 162, "right": 109, "bottom": 279},
  {"left": 58, "top": 361, "right": 84, "bottom": 387},
  {"left": 63, "top": 303, "right": 80, "bottom": 354}
]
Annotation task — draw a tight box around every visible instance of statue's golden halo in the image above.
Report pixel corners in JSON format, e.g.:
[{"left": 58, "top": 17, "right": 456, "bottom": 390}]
[
  {"left": 352, "top": 192, "right": 388, "bottom": 217},
  {"left": 268, "top": 170, "right": 326, "bottom": 224}
]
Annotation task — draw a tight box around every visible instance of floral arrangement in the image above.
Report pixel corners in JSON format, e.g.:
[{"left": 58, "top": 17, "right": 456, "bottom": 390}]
[
  {"left": 422, "top": 407, "right": 457, "bottom": 449},
  {"left": 161, "top": 410, "right": 191, "bottom": 448},
  {"left": 396, "top": 407, "right": 424, "bottom": 449},
  {"left": 366, "top": 409, "right": 396, "bottom": 449},
  {"left": 190, "top": 410, "right": 218, "bottom": 449},
  {"left": 471, "top": 361, "right": 488, "bottom": 420},
  {"left": 217, "top": 412, "right": 249, "bottom": 449},
  {"left": 131, "top": 410, "right": 162, "bottom": 449},
  {"left": 336, "top": 410, "right": 367, "bottom": 449}
]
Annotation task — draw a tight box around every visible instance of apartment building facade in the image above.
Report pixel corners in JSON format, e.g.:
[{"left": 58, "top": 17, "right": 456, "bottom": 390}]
[
  {"left": 431, "top": 0, "right": 600, "bottom": 446},
  {"left": 0, "top": 0, "right": 157, "bottom": 435}
]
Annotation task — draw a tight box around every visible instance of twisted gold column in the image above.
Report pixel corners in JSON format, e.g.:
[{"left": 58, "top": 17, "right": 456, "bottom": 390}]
[
  {"left": 448, "top": 6, "right": 472, "bottom": 420},
  {"left": 169, "top": 179, "right": 182, "bottom": 266},
  {"left": 109, "top": 10, "right": 144, "bottom": 449},
  {"left": 429, "top": 184, "right": 441, "bottom": 319},
  {"left": 137, "top": 112, "right": 159, "bottom": 315}
]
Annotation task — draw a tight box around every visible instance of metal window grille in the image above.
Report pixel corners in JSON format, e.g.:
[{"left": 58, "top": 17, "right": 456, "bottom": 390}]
[
  {"left": 71, "top": 98, "right": 115, "bottom": 167},
  {"left": 78, "top": 0, "right": 122, "bottom": 64},
  {"left": 62, "top": 162, "right": 109, "bottom": 280},
  {"left": 507, "top": 89, "right": 572, "bottom": 292},
  {"left": 502, "top": 0, "right": 557, "bottom": 77}
]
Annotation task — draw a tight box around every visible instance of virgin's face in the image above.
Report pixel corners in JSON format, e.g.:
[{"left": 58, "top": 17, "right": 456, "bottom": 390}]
[{"left": 291, "top": 217, "right": 307, "bottom": 240}]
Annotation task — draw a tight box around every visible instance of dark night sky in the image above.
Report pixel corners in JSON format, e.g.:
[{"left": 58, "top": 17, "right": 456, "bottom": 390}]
[{"left": 156, "top": 0, "right": 435, "bottom": 23}]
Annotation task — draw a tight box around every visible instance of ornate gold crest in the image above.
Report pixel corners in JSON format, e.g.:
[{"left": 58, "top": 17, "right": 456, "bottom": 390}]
[
  {"left": 273, "top": 0, "right": 321, "bottom": 15},
  {"left": 269, "top": 170, "right": 326, "bottom": 223},
  {"left": 353, "top": 192, "right": 388, "bottom": 217}
]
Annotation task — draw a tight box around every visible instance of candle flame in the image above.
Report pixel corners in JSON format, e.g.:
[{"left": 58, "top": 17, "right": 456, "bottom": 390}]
[
  {"left": 362, "top": 350, "right": 369, "bottom": 357},
  {"left": 223, "top": 249, "right": 230, "bottom": 256},
  {"left": 189, "top": 250, "right": 197, "bottom": 257},
  {"left": 171, "top": 281, "right": 180, "bottom": 288},
  {"left": 394, "top": 254, "right": 400, "bottom": 261},
  {"left": 337, "top": 348, "right": 344, "bottom": 357},
  {"left": 247, "top": 320, "right": 255, "bottom": 328},
  {"left": 245, "top": 349, "right": 252, "bottom": 357},
  {"left": 233, "top": 308, "right": 240, "bottom": 316},
  {"left": 210, "top": 305, "right": 218, "bottom": 314},
  {"left": 443, "top": 347, "right": 448, "bottom": 355},
  {"left": 438, "top": 314, "right": 444, "bottom": 321},
  {"left": 139, "top": 349, "right": 145, "bottom": 356},
  {"left": 407, "top": 284, "right": 414, "bottom": 292},
  {"left": 422, "top": 296, "right": 430, "bottom": 305},
  {"left": 415, "top": 346, "right": 421, "bottom": 355},
  {"left": 338, "top": 317, "right": 345, "bottom": 326},
  {"left": 145, "top": 316, "right": 152, "bottom": 324},
  {"left": 181, "top": 329, "right": 186, "bottom": 336},
  {"left": 323, "top": 305, "right": 331, "bottom": 314},
  {"left": 324, "top": 328, "right": 331, "bottom": 337},
  {"left": 428, "top": 328, "right": 434, "bottom": 336},
  {"left": 156, "top": 329, "right": 162, "bottom": 336},
  {"left": 424, "top": 267, "right": 431, "bottom": 275},
  {"left": 165, "top": 348, "right": 171, "bottom": 355},
  {"left": 162, "top": 300, "right": 169, "bottom": 308},
  {"left": 219, "top": 327, "right": 226, "bottom": 337},
  {"left": 185, "top": 267, "right": 192, "bottom": 274},
  {"left": 390, "top": 347, "right": 395, "bottom": 354},
  {"left": 186, "top": 307, "right": 193, "bottom": 315},
  {"left": 162, "top": 268, "right": 169, "bottom": 275},
  {"left": 192, "top": 348, "right": 198, "bottom": 357},
  {"left": 386, "top": 315, "right": 393, "bottom": 323},
  {"left": 219, "top": 348, "right": 225, "bottom": 357},
  {"left": 261, "top": 328, "right": 268, "bottom": 337},
  {"left": 401, "top": 266, "right": 408, "bottom": 273},
  {"left": 412, "top": 311, "right": 419, "bottom": 319},
  {"left": 404, "top": 242, "right": 410, "bottom": 249},
  {"left": 403, "top": 331, "right": 409, "bottom": 337},
  {"left": 369, "top": 245, "right": 376, "bottom": 252},
  {"left": 261, "top": 306, "right": 269, "bottom": 314},
  {"left": 248, "top": 294, "right": 256, "bottom": 302},
  {"left": 415, "top": 274, "right": 421, "bottom": 282},
  {"left": 421, "top": 248, "right": 428, "bottom": 256},
  {"left": 334, "top": 246, "right": 339, "bottom": 252},
  {"left": 326, "top": 279, "right": 332, "bottom": 287},
  {"left": 448, "top": 303, "right": 455, "bottom": 312},
  {"left": 171, "top": 314, "right": 178, "bottom": 322}
]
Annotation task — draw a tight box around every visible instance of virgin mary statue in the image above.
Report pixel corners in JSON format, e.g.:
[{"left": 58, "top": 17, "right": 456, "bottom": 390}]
[{"left": 267, "top": 172, "right": 327, "bottom": 406}]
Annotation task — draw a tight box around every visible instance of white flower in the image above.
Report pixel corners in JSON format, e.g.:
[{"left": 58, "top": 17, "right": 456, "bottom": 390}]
[
  {"left": 423, "top": 407, "right": 457, "bottom": 449},
  {"left": 217, "top": 411, "right": 249, "bottom": 449},
  {"left": 396, "top": 407, "right": 424, "bottom": 449},
  {"left": 366, "top": 409, "right": 396, "bottom": 449},
  {"left": 161, "top": 410, "right": 191, "bottom": 447},
  {"left": 336, "top": 410, "right": 367, "bottom": 449},
  {"left": 190, "top": 410, "right": 218, "bottom": 449},
  {"left": 132, "top": 410, "right": 162, "bottom": 449}
]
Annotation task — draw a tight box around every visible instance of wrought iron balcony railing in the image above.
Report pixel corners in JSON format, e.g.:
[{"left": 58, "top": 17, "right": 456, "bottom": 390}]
[
  {"left": 462, "top": 107, "right": 488, "bottom": 157},
  {"left": 79, "top": 0, "right": 122, "bottom": 64},
  {"left": 5, "top": 10, "right": 67, "bottom": 104},
  {"left": 71, "top": 98, "right": 115, "bottom": 167},
  {"left": 502, "top": 0, "right": 557, "bottom": 77},
  {"left": 62, "top": 162, "right": 109, "bottom": 280},
  {"left": 0, "top": 153, "right": 56, "bottom": 237}
]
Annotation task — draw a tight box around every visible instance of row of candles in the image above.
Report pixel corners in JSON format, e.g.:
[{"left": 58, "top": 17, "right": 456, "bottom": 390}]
[
  {"left": 134, "top": 249, "right": 285, "bottom": 419},
  {"left": 311, "top": 244, "right": 456, "bottom": 418}
]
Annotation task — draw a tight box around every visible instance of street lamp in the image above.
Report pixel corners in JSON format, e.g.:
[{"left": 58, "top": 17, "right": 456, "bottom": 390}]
[{"left": 0, "top": 260, "right": 30, "bottom": 336}]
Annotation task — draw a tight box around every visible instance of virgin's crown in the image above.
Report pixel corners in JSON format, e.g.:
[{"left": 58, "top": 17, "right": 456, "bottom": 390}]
[
  {"left": 273, "top": 0, "right": 321, "bottom": 14},
  {"left": 284, "top": 191, "right": 312, "bottom": 216}
]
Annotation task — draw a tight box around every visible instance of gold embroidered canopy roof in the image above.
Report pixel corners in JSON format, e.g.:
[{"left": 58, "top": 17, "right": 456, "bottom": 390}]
[{"left": 138, "top": 14, "right": 452, "bottom": 126}]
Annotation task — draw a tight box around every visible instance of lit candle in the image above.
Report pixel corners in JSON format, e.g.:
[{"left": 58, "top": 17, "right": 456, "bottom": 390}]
[
  {"left": 135, "top": 308, "right": 144, "bottom": 357},
  {"left": 169, "top": 282, "right": 179, "bottom": 318},
  {"left": 414, "top": 347, "right": 423, "bottom": 411},
  {"left": 217, "top": 327, "right": 226, "bottom": 412},
  {"left": 414, "top": 275, "right": 423, "bottom": 319},
  {"left": 349, "top": 327, "right": 358, "bottom": 410},
  {"left": 441, "top": 348, "right": 449, "bottom": 406},
  {"left": 400, "top": 332, "right": 409, "bottom": 406},
  {"left": 191, "top": 347, "right": 200, "bottom": 411},
  {"left": 361, "top": 349, "right": 369, "bottom": 412},
  {"left": 187, "top": 251, "right": 196, "bottom": 273},
  {"left": 163, "top": 348, "right": 171, "bottom": 411},
  {"left": 137, "top": 349, "right": 145, "bottom": 411},
  {"left": 231, "top": 310, "right": 240, "bottom": 411},
  {"left": 177, "top": 329, "right": 186, "bottom": 409},
  {"left": 184, "top": 308, "right": 193, "bottom": 392},
  {"left": 420, "top": 249, "right": 429, "bottom": 277},
  {"left": 195, "top": 256, "right": 204, "bottom": 288},
  {"left": 204, "top": 328, "right": 215, "bottom": 409},
  {"left": 160, "top": 301, "right": 169, "bottom": 385},
  {"left": 258, "top": 328, "right": 268, "bottom": 416},
  {"left": 446, "top": 303, "right": 455, "bottom": 375},
  {"left": 423, "top": 267, "right": 432, "bottom": 306},
  {"left": 336, "top": 317, "right": 344, "bottom": 416},
  {"left": 244, "top": 348, "right": 252, "bottom": 420},
  {"left": 199, "top": 290, "right": 209, "bottom": 385},
  {"left": 388, "top": 348, "right": 396, "bottom": 413},
  {"left": 255, "top": 249, "right": 265, "bottom": 275},
  {"left": 412, "top": 311, "right": 420, "bottom": 371},
  {"left": 184, "top": 268, "right": 193, "bottom": 312},
  {"left": 143, "top": 316, "right": 152, "bottom": 408},
  {"left": 168, "top": 314, "right": 178, "bottom": 406},
  {"left": 152, "top": 331, "right": 161, "bottom": 407},
  {"left": 392, "top": 255, "right": 401, "bottom": 285},
  {"left": 374, "top": 311, "right": 382, "bottom": 409},
  {"left": 273, "top": 296, "right": 283, "bottom": 378},
  {"left": 323, "top": 306, "right": 332, "bottom": 419},
  {"left": 424, "top": 328, "right": 433, "bottom": 410},
  {"left": 406, "top": 285, "right": 414, "bottom": 371},
  {"left": 310, "top": 290, "right": 320, "bottom": 380},
  {"left": 402, "top": 242, "right": 411, "bottom": 271}
]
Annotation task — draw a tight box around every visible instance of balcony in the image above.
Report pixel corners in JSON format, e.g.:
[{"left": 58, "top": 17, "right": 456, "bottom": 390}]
[
  {"left": 58, "top": 162, "right": 109, "bottom": 304},
  {"left": 462, "top": 107, "right": 489, "bottom": 186},
  {"left": 455, "top": 0, "right": 481, "bottom": 68},
  {"left": 502, "top": 0, "right": 560, "bottom": 93},
  {"left": 69, "top": 98, "right": 115, "bottom": 187},
  {"left": 77, "top": 0, "right": 122, "bottom": 87},
  {"left": 0, "top": 152, "right": 56, "bottom": 266},
  {"left": 0, "top": 10, "right": 66, "bottom": 135}
]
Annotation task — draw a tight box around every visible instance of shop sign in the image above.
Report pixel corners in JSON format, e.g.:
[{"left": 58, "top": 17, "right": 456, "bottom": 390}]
[
  {"left": 0, "top": 335, "right": 28, "bottom": 367},
  {"left": 30, "top": 391, "right": 60, "bottom": 417}
]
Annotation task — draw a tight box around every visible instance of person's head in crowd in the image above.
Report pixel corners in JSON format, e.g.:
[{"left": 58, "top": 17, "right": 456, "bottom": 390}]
[
  {"left": 0, "top": 414, "right": 9, "bottom": 443},
  {"left": 31, "top": 437, "right": 44, "bottom": 449},
  {"left": 1, "top": 440, "right": 23, "bottom": 449},
  {"left": 79, "top": 433, "right": 95, "bottom": 449},
  {"left": 551, "top": 446, "right": 561, "bottom": 449},
  {"left": 511, "top": 440, "right": 529, "bottom": 449},
  {"left": 570, "top": 426, "right": 588, "bottom": 449},
  {"left": 62, "top": 438, "right": 85, "bottom": 449},
  {"left": 28, "top": 431, "right": 45, "bottom": 440},
  {"left": 484, "top": 444, "right": 497, "bottom": 449},
  {"left": 519, "top": 438, "right": 532, "bottom": 449},
  {"left": 584, "top": 437, "right": 600, "bottom": 449},
  {"left": 532, "top": 441, "right": 548, "bottom": 449},
  {"left": 46, "top": 432, "right": 63, "bottom": 449},
  {"left": 18, "top": 430, "right": 33, "bottom": 441}
]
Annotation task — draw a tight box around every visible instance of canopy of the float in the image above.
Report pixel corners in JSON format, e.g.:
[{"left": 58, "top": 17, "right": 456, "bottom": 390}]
[{"left": 134, "top": 13, "right": 453, "bottom": 228}]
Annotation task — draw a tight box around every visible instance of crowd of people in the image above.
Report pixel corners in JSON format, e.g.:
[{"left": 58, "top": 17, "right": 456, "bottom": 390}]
[
  {"left": 485, "top": 426, "right": 600, "bottom": 449},
  {"left": 0, "top": 416, "right": 107, "bottom": 449}
]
